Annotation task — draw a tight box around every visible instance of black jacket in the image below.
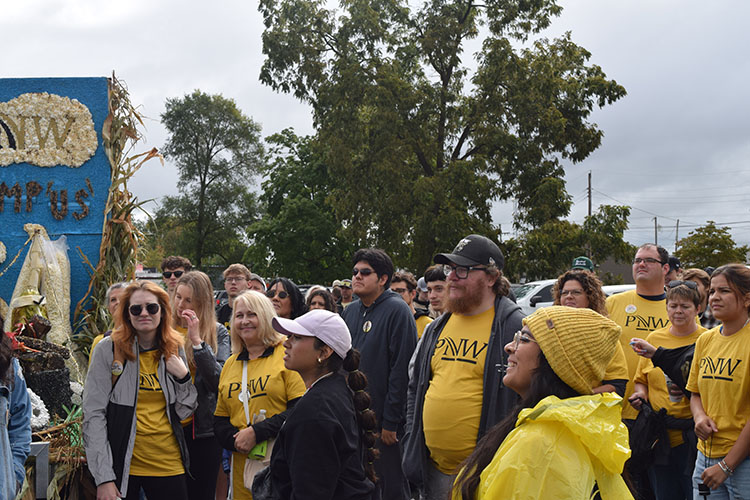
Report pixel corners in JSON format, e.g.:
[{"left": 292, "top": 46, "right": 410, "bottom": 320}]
[
  {"left": 190, "top": 323, "right": 230, "bottom": 439},
  {"left": 270, "top": 373, "right": 374, "bottom": 500},
  {"left": 341, "top": 290, "right": 417, "bottom": 432}
]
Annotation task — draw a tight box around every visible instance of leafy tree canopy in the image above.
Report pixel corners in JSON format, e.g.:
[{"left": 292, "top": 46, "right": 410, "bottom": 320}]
[
  {"left": 258, "top": 0, "right": 626, "bottom": 270},
  {"left": 246, "top": 129, "right": 356, "bottom": 283},
  {"left": 159, "top": 90, "right": 264, "bottom": 267},
  {"left": 503, "top": 205, "right": 634, "bottom": 281},
  {"left": 675, "top": 221, "right": 748, "bottom": 270}
]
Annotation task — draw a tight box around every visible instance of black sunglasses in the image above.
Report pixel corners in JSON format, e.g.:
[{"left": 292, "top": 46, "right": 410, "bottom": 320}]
[
  {"left": 162, "top": 270, "right": 184, "bottom": 279},
  {"left": 352, "top": 268, "right": 375, "bottom": 277},
  {"left": 266, "top": 289, "right": 289, "bottom": 299},
  {"left": 129, "top": 303, "right": 161, "bottom": 316},
  {"left": 668, "top": 280, "right": 697, "bottom": 290}
]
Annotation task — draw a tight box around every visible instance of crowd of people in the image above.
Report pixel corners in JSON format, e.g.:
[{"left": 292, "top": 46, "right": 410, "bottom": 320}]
[{"left": 3, "top": 234, "right": 750, "bottom": 500}]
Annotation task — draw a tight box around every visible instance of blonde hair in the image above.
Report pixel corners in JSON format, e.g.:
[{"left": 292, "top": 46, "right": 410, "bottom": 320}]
[
  {"left": 230, "top": 291, "right": 285, "bottom": 354},
  {"left": 112, "top": 281, "right": 182, "bottom": 362},
  {"left": 174, "top": 271, "right": 218, "bottom": 368}
]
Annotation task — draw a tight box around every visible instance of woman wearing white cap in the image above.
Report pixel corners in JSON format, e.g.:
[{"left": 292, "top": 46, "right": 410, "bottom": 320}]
[
  {"left": 452, "top": 306, "right": 634, "bottom": 500},
  {"left": 267, "top": 309, "right": 378, "bottom": 500}
]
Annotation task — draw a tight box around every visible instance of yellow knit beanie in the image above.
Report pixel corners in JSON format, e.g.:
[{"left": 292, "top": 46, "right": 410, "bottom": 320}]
[{"left": 522, "top": 306, "right": 621, "bottom": 395}]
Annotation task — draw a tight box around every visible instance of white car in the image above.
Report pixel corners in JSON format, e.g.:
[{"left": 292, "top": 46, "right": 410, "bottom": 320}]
[
  {"left": 513, "top": 281, "right": 636, "bottom": 316},
  {"left": 513, "top": 279, "right": 557, "bottom": 316}
]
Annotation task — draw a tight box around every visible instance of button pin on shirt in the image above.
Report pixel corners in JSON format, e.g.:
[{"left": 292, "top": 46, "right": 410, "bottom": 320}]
[{"left": 363, "top": 321, "right": 372, "bottom": 333}]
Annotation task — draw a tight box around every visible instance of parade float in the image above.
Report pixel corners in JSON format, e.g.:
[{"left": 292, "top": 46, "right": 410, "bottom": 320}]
[{"left": 0, "top": 75, "right": 160, "bottom": 499}]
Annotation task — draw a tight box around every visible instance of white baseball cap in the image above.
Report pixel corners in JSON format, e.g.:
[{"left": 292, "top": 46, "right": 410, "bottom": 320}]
[{"left": 272, "top": 309, "right": 352, "bottom": 359}]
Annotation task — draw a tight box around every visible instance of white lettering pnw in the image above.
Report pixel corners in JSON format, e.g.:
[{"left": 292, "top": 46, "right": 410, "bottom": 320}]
[{"left": 0, "top": 92, "right": 98, "bottom": 167}]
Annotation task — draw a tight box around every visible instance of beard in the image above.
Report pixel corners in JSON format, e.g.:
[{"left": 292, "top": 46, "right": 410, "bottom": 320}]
[{"left": 446, "top": 282, "right": 486, "bottom": 315}]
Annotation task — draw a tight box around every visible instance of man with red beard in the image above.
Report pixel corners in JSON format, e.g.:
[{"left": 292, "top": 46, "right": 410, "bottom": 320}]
[{"left": 402, "top": 234, "right": 524, "bottom": 500}]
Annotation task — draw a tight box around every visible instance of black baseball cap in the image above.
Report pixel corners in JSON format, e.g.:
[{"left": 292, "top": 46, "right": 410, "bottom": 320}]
[
  {"left": 668, "top": 256, "right": 681, "bottom": 273},
  {"left": 434, "top": 234, "right": 504, "bottom": 270}
]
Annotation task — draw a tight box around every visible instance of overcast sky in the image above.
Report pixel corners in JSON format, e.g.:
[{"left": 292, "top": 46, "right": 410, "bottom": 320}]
[{"left": 4, "top": 0, "right": 749, "bottom": 254}]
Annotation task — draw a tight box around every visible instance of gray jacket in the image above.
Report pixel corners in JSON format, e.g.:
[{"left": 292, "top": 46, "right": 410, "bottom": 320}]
[
  {"left": 83, "top": 336, "right": 198, "bottom": 494},
  {"left": 401, "top": 295, "right": 523, "bottom": 486}
]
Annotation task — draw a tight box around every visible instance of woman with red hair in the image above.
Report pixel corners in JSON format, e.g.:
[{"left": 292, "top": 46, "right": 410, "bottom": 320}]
[{"left": 83, "top": 281, "right": 197, "bottom": 500}]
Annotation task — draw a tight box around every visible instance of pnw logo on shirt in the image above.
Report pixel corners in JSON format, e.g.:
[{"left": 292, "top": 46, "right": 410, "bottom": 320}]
[
  {"left": 624, "top": 315, "right": 669, "bottom": 332},
  {"left": 435, "top": 337, "right": 488, "bottom": 364},
  {"left": 226, "top": 375, "right": 270, "bottom": 400},
  {"left": 699, "top": 356, "right": 743, "bottom": 382},
  {"left": 139, "top": 373, "right": 162, "bottom": 392}
]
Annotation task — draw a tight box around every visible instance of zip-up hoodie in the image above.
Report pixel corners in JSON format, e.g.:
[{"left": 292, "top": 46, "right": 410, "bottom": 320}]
[
  {"left": 341, "top": 289, "right": 417, "bottom": 432},
  {"left": 83, "top": 336, "right": 198, "bottom": 495},
  {"left": 402, "top": 294, "right": 524, "bottom": 487},
  {"left": 1, "top": 358, "right": 31, "bottom": 500}
]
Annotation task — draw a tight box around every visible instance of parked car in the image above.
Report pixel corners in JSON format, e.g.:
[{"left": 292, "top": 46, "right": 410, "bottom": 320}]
[
  {"left": 601, "top": 284, "right": 636, "bottom": 296},
  {"left": 514, "top": 279, "right": 557, "bottom": 316}
]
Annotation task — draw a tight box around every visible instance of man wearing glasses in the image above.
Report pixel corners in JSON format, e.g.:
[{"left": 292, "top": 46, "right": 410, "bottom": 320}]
[
  {"left": 606, "top": 243, "right": 671, "bottom": 422},
  {"left": 161, "top": 255, "right": 192, "bottom": 300},
  {"left": 342, "top": 248, "right": 417, "bottom": 500},
  {"left": 402, "top": 234, "right": 524, "bottom": 500},
  {"left": 216, "top": 263, "right": 251, "bottom": 333}
]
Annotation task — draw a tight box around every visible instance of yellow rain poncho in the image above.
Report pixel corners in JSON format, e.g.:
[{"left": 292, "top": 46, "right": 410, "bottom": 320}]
[{"left": 454, "top": 393, "right": 633, "bottom": 500}]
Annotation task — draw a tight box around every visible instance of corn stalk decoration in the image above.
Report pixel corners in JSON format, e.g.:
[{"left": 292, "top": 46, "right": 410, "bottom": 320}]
[{"left": 72, "top": 73, "right": 162, "bottom": 361}]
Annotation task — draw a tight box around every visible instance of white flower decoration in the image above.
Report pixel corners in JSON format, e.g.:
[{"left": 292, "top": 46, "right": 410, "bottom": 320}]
[{"left": 27, "top": 388, "right": 50, "bottom": 430}]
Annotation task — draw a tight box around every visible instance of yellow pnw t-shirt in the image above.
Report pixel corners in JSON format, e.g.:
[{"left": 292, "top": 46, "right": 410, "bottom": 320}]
[
  {"left": 634, "top": 325, "right": 705, "bottom": 447},
  {"left": 423, "top": 307, "right": 493, "bottom": 474},
  {"left": 606, "top": 290, "right": 670, "bottom": 419},
  {"left": 416, "top": 315, "right": 433, "bottom": 339},
  {"left": 686, "top": 324, "right": 750, "bottom": 457},
  {"left": 215, "top": 343, "right": 306, "bottom": 499},
  {"left": 129, "top": 349, "right": 184, "bottom": 477}
]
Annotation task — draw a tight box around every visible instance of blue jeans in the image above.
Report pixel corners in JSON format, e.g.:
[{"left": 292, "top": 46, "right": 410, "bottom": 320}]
[
  {"left": 649, "top": 443, "right": 692, "bottom": 500},
  {"left": 692, "top": 451, "right": 750, "bottom": 500}
]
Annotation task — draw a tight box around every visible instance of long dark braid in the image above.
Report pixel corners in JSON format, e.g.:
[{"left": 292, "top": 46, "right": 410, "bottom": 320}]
[
  {"left": 453, "top": 353, "right": 578, "bottom": 500},
  {"left": 314, "top": 340, "right": 380, "bottom": 482}
]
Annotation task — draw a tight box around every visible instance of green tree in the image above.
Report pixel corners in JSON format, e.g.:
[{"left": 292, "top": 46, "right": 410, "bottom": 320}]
[
  {"left": 160, "top": 90, "right": 264, "bottom": 267},
  {"left": 246, "top": 129, "right": 355, "bottom": 283},
  {"left": 675, "top": 221, "right": 749, "bottom": 269},
  {"left": 503, "top": 205, "right": 634, "bottom": 281},
  {"left": 257, "top": 0, "right": 626, "bottom": 270}
]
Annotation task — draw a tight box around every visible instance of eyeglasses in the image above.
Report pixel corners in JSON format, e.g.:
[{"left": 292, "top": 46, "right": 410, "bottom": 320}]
[
  {"left": 632, "top": 258, "right": 664, "bottom": 266},
  {"left": 560, "top": 289, "right": 585, "bottom": 297},
  {"left": 352, "top": 268, "right": 375, "bottom": 277},
  {"left": 442, "top": 264, "right": 486, "bottom": 280},
  {"left": 391, "top": 287, "right": 408, "bottom": 294},
  {"left": 266, "top": 289, "right": 289, "bottom": 299},
  {"left": 162, "top": 270, "right": 184, "bottom": 279},
  {"left": 512, "top": 330, "right": 537, "bottom": 350},
  {"left": 129, "top": 303, "right": 160, "bottom": 316},
  {"left": 225, "top": 277, "right": 246, "bottom": 283},
  {"left": 668, "top": 280, "right": 697, "bottom": 290}
]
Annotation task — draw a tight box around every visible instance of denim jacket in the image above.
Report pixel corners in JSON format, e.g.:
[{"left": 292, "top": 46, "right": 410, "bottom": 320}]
[{"left": 1, "top": 358, "right": 32, "bottom": 499}]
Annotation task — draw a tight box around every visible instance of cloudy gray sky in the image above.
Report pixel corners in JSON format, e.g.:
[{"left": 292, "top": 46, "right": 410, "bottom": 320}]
[{"left": 4, "top": 0, "right": 749, "bottom": 254}]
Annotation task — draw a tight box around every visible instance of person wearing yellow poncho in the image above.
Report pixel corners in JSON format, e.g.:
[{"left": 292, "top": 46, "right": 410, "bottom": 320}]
[{"left": 452, "top": 306, "right": 634, "bottom": 500}]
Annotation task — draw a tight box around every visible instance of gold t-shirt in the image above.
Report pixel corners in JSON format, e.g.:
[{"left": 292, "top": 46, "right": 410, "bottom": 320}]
[
  {"left": 686, "top": 324, "right": 750, "bottom": 457},
  {"left": 129, "top": 349, "right": 184, "bottom": 477},
  {"left": 215, "top": 343, "right": 306, "bottom": 500},
  {"left": 416, "top": 315, "right": 433, "bottom": 339},
  {"left": 634, "top": 325, "right": 705, "bottom": 447},
  {"left": 606, "top": 290, "right": 670, "bottom": 419},
  {"left": 423, "top": 307, "right": 493, "bottom": 474}
]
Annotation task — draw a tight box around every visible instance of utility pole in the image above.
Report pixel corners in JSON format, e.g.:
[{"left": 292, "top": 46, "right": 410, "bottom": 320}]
[
  {"left": 675, "top": 219, "right": 679, "bottom": 251},
  {"left": 653, "top": 217, "right": 658, "bottom": 245},
  {"left": 587, "top": 171, "right": 592, "bottom": 217},
  {"left": 587, "top": 171, "right": 592, "bottom": 258}
]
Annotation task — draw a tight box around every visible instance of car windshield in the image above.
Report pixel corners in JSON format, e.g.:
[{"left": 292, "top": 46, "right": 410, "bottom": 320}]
[{"left": 513, "top": 283, "right": 538, "bottom": 299}]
